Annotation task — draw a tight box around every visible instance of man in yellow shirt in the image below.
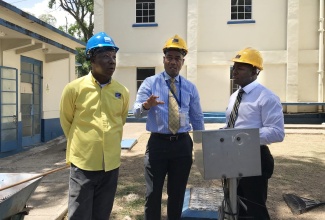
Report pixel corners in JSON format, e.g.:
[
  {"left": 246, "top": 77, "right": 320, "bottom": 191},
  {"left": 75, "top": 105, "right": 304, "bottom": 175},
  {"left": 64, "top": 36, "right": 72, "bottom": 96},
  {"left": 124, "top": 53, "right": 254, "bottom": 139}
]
[{"left": 60, "top": 32, "right": 129, "bottom": 220}]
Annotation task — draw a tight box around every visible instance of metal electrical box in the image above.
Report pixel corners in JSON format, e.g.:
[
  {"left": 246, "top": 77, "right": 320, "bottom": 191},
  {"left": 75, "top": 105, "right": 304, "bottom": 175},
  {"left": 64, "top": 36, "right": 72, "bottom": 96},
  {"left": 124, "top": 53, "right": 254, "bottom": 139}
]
[{"left": 193, "top": 128, "right": 261, "bottom": 180}]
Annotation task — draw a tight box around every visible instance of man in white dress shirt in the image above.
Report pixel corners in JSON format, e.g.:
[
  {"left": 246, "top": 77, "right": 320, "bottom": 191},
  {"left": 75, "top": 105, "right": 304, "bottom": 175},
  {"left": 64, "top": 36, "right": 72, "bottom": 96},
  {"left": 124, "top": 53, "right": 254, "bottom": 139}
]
[{"left": 225, "top": 47, "right": 285, "bottom": 219}]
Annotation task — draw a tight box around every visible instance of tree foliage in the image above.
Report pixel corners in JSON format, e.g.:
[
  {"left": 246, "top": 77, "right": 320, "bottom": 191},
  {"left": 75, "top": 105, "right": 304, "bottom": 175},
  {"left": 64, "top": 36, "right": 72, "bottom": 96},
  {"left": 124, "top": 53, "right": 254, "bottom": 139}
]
[
  {"left": 48, "top": 0, "right": 94, "bottom": 42},
  {"left": 48, "top": 0, "right": 94, "bottom": 76},
  {"left": 38, "top": 14, "right": 57, "bottom": 27}
]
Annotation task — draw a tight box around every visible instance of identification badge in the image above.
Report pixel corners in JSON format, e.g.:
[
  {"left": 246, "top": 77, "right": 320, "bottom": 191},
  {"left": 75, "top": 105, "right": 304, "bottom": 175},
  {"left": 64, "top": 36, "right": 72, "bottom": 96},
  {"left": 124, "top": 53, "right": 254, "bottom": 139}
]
[{"left": 180, "top": 112, "right": 186, "bottom": 127}]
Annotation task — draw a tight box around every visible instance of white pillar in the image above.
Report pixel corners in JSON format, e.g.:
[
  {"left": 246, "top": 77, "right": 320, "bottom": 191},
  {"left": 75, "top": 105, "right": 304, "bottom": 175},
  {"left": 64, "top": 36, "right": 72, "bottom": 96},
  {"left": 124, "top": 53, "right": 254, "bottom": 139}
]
[
  {"left": 94, "top": 0, "right": 105, "bottom": 33},
  {"left": 187, "top": 0, "right": 198, "bottom": 85},
  {"left": 286, "top": 0, "right": 300, "bottom": 113},
  {"left": 318, "top": 0, "right": 324, "bottom": 111}
]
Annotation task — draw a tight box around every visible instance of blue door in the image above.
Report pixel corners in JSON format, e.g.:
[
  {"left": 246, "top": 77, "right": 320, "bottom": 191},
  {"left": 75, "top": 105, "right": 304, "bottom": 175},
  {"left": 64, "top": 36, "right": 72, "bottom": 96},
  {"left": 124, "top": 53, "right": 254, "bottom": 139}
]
[
  {"left": 0, "top": 66, "right": 18, "bottom": 152},
  {"left": 21, "top": 57, "right": 42, "bottom": 147}
]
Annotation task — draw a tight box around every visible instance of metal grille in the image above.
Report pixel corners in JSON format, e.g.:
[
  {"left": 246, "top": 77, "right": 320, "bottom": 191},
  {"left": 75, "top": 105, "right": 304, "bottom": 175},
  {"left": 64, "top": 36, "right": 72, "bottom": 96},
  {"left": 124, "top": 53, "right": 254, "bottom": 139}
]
[{"left": 189, "top": 187, "right": 224, "bottom": 211}]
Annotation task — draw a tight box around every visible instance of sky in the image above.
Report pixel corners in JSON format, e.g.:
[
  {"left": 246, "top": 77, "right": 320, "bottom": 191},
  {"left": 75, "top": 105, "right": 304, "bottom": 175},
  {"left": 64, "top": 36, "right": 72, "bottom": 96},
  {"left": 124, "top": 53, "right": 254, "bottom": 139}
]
[{"left": 4, "top": 0, "right": 73, "bottom": 28}]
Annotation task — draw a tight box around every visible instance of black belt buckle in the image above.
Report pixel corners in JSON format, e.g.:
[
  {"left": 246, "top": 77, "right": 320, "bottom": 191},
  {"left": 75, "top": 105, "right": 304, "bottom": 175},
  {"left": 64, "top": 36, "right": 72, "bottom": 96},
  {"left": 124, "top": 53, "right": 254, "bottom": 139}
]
[{"left": 169, "top": 135, "right": 178, "bottom": 141}]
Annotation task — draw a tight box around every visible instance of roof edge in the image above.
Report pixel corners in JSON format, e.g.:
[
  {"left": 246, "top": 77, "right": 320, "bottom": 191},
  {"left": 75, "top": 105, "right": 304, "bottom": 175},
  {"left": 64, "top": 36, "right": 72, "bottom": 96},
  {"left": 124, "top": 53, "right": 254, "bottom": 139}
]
[{"left": 0, "top": 1, "right": 86, "bottom": 46}]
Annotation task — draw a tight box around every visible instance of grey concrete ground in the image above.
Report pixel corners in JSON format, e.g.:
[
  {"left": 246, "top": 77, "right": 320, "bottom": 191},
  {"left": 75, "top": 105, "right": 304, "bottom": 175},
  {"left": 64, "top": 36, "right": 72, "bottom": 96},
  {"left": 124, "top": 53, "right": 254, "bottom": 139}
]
[{"left": 0, "top": 123, "right": 324, "bottom": 220}]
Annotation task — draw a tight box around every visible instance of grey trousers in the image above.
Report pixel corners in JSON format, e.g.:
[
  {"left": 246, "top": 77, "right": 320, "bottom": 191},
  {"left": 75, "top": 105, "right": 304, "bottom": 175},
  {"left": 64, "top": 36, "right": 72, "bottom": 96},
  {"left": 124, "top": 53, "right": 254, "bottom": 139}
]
[{"left": 68, "top": 164, "right": 119, "bottom": 220}]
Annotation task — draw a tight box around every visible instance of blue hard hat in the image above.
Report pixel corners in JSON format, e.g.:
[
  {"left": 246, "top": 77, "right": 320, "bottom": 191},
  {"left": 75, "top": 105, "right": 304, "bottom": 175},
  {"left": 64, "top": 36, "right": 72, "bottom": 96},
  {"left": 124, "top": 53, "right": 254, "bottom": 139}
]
[{"left": 85, "top": 32, "right": 119, "bottom": 59}]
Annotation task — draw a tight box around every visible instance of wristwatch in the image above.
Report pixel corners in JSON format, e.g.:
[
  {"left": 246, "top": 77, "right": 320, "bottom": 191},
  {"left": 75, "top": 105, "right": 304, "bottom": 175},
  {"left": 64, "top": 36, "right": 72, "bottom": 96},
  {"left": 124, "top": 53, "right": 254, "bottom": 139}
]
[{"left": 142, "top": 103, "right": 150, "bottom": 110}]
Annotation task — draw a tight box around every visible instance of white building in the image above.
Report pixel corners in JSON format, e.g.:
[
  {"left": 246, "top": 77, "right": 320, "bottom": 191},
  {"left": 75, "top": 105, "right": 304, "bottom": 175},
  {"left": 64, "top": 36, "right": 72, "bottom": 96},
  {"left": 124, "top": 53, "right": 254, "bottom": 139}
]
[
  {"left": 95, "top": 0, "right": 325, "bottom": 122},
  {"left": 0, "top": 1, "right": 85, "bottom": 156}
]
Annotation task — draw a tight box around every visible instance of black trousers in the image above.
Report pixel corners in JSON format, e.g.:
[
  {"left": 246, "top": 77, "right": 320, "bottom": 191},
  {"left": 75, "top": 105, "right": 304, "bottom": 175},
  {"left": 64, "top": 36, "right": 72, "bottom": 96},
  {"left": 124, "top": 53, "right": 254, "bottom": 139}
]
[
  {"left": 68, "top": 164, "right": 119, "bottom": 220},
  {"left": 238, "top": 145, "right": 274, "bottom": 220},
  {"left": 144, "top": 133, "right": 193, "bottom": 220}
]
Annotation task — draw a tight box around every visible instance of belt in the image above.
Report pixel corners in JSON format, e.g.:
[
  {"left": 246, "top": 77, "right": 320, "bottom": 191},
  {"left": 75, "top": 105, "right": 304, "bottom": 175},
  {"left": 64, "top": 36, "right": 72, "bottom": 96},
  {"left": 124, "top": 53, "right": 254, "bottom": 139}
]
[{"left": 151, "top": 132, "right": 189, "bottom": 141}]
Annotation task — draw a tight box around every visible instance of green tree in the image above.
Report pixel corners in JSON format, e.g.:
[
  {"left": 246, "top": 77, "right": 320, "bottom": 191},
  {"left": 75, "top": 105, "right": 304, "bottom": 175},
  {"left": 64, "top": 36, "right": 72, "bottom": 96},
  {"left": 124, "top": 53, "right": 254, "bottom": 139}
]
[
  {"left": 38, "top": 14, "right": 57, "bottom": 26},
  {"left": 48, "top": 0, "right": 94, "bottom": 41},
  {"left": 49, "top": 0, "right": 94, "bottom": 76}
]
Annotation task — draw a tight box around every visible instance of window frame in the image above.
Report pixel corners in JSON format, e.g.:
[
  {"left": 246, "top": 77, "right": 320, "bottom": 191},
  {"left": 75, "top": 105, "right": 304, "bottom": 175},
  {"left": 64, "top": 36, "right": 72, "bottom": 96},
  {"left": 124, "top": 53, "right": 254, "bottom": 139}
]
[
  {"left": 133, "top": 0, "right": 158, "bottom": 27},
  {"left": 136, "top": 67, "right": 155, "bottom": 90},
  {"left": 230, "top": 66, "right": 240, "bottom": 94},
  {"left": 228, "top": 0, "right": 255, "bottom": 24}
]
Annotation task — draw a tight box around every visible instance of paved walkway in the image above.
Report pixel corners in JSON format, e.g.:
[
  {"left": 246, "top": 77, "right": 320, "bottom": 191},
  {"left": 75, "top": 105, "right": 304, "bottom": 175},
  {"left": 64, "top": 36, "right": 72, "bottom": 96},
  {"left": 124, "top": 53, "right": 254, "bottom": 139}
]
[{"left": 0, "top": 123, "right": 324, "bottom": 219}]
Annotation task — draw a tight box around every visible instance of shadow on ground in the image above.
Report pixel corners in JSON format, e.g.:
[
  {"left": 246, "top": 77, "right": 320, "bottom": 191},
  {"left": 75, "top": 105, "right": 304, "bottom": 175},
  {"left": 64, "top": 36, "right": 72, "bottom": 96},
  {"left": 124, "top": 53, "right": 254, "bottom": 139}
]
[{"left": 110, "top": 133, "right": 325, "bottom": 220}]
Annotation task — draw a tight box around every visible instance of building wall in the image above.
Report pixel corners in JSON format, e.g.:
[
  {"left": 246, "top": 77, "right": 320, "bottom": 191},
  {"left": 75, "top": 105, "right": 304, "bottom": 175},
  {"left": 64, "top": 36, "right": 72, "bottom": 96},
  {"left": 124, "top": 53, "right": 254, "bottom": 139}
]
[
  {"left": 198, "top": 0, "right": 287, "bottom": 51},
  {"left": 1, "top": 49, "right": 75, "bottom": 120},
  {"left": 0, "top": 2, "right": 84, "bottom": 156},
  {"left": 1, "top": 48, "right": 75, "bottom": 142},
  {"left": 102, "top": 0, "right": 187, "bottom": 54},
  {"left": 42, "top": 55, "right": 76, "bottom": 119},
  {"left": 97, "top": 0, "right": 324, "bottom": 113}
]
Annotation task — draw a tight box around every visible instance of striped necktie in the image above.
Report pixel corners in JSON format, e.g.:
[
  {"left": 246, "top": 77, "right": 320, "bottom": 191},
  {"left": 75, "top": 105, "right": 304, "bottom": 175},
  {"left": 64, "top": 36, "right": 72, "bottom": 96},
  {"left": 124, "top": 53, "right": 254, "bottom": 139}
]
[
  {"left": 168, "top": 78, "right": 180, "bottom": 134},
  {"left": 227, "top": 89, "right": 244, "bottom": 128}
]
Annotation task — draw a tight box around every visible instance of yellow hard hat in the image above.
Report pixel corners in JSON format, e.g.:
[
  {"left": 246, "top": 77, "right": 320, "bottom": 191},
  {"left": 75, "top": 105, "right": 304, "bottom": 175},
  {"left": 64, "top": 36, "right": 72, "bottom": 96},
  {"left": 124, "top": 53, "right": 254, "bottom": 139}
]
[
  {"left": 163, "top": 34, "right": 188, "bottom": 56},
  {"left": 232, "top": 47, "right": 263, "bottom": 70}
]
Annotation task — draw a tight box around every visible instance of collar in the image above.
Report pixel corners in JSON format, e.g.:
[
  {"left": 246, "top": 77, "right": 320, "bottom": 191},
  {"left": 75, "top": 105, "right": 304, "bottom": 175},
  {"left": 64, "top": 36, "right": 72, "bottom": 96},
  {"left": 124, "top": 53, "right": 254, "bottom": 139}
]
[
  {"left": 240, "top": 80, "right": 259, "bottom": 94},
  {"left": 88, "top": 72, "right": 112, "bottom": 86},
  {"left": 163, "top": 71, "right": 180, "bottom": 82}
]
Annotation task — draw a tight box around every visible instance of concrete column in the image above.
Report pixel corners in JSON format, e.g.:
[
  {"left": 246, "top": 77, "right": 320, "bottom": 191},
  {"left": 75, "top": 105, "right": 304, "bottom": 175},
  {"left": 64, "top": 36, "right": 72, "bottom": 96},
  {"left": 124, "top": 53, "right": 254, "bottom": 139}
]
[
  {"left": 318, "top": 0, "right": 324, "bottom": 111},
  {"left": 94, "top": 0, "right": 105, "bottom": 33},
  {"left": 187, "top": 0, "right": 198, "bottom": 85},
  {"left": 286, "top": 0, "right": 299, "bottom": 113}
]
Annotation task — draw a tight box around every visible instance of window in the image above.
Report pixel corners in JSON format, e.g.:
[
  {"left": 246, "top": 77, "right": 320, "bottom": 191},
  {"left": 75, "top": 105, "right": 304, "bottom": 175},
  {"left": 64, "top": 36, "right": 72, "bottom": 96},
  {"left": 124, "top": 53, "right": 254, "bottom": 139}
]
[
  {"left": 136, "top": 0, "right": 155, "bottom": 23},
  {"left": 231, "top": 0, "right": 252, "bottom": 20},
  {"left": 230, "top": 66, "right": 240, "bottom": 94},
  {"left": 137, "top": 68, "right": 155, "bottom": 90}
]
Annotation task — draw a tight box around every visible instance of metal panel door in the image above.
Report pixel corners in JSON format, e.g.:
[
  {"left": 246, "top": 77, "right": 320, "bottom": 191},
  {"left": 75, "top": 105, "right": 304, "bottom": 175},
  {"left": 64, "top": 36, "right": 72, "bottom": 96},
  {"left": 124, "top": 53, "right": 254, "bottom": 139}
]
[
  {"left": 21, "top": 57, "right": 42, "bottom": 147},
  {"left": 0, "top": 67, "right": 18, "bottom": 152}
]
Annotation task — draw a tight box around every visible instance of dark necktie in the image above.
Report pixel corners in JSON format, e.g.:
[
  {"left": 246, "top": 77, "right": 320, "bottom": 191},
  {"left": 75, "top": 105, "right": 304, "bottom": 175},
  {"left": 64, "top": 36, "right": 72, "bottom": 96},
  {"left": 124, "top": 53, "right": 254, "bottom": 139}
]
[
  {"left": 168, "top": 78, "right": 180, "bottom": 134},
  {"left": 227, "top": 89, "right": 244, "bottom": 128}
]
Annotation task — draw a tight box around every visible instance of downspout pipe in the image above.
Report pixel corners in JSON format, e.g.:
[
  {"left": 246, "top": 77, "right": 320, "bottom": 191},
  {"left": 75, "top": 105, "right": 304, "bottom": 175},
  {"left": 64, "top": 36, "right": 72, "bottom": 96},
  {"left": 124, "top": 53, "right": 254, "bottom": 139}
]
[{"left": 318, "top": 0, "right": 324, "bottom": 112}]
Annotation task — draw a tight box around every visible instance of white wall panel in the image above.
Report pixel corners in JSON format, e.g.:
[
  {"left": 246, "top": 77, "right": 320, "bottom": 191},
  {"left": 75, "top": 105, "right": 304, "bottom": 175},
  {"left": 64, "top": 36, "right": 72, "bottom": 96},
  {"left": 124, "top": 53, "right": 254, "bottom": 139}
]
[
  {"left": 113, "top": 67, "right": 137, "bottom": 108},
  {"left": 299, "top": 0, "right": 318, "bottom": 50},
  {"left": 98, "top": 0, "right": 324, "bottom": 112},
  {"left": 197, "top": 66, "right": 230, "bottom": 112},
  {"left": 198, "top": 0, "right": 287, "bottom": 51},
  {"left": 103, "top": 0, "right": 187, "bottom": 54},
  {"left": 257, "top": 64, "right": 287, "bottom": 101},
  {"left": 298, "top": 64, "right": 319, "bottom": 101}
]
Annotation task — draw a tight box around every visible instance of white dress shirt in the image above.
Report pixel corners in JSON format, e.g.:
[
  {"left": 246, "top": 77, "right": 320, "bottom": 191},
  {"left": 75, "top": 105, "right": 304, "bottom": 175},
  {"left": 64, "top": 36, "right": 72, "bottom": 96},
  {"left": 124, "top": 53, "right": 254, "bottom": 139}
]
[{"left": 225, "top": 80, "right": 285, "bottom": 145}]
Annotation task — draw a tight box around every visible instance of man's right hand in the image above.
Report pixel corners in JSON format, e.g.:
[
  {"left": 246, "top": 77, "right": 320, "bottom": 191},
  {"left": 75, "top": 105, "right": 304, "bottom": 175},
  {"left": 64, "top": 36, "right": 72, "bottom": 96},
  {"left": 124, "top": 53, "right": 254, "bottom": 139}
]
[{"left": 143, "top": 95, "right": 165, "bottom": 110}]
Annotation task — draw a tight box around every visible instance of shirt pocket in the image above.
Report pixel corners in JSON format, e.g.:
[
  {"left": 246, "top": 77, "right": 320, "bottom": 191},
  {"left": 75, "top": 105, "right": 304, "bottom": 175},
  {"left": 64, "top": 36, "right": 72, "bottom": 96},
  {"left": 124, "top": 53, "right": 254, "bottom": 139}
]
[{"left": 108, "top": 97, "right": 124, "bottom": 117}]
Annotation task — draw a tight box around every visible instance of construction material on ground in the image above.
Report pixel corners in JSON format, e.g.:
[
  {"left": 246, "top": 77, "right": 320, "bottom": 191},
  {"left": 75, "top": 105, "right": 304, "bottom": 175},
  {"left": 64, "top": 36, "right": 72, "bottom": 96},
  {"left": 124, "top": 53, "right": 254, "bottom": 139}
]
[
  {"left": 181, "top": 187, "right": 223, "bottom": 219},
  {"left": 121, "top": 138, "right": 138, "bottom": 149},
  {"left": 283, "top": 193, "right": 325, "bottom": 215},
  {"left": 0, "top": 165, "right": 69, "bottom": 219},
  {"left": 0, "top": 173, "right": 43, "bottom": 219}
]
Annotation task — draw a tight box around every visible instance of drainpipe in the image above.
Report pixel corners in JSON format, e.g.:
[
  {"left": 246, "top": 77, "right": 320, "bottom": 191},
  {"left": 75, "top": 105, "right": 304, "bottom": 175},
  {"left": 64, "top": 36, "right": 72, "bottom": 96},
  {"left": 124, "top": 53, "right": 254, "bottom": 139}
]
[{"left": 318, "top": 0, "right": 324, "bottom": 112}]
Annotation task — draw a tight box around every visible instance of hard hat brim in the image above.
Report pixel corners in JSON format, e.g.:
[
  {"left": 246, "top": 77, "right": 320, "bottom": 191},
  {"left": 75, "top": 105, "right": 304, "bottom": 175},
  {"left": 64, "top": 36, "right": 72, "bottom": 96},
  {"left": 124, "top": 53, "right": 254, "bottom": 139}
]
[{"left": 231, "top": 58, "right": 263, "bottom": 70}]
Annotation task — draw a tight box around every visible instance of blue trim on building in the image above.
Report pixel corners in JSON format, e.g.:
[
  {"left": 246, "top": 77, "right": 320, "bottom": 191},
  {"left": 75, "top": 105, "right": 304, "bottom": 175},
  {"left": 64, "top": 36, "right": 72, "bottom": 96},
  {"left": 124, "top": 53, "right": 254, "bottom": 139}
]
[
  {"left": 126, "top": 112, "right": 325, "bottom": 124},
  {"left": 0, "top": 121, "right": 22, "bottom": 159},
  {"left": 41, "top": 118, "right": 64, "bottom": 142},
  {"left": 126, "top": 112, "right": 227, "bottom": 123},
  {"left": 132, "top": 23, "right": 158, "bottom": 27},
  {"left": 227, "top": 20, "right": 256, "bottom": 24},
  {"left": 282, "top": 102, "right": 325, "bottom": 106},
  {"left": 0, "top": 148, "right": 21, "bottom": 158},
  {"left": 284, "top": 113, "right": 325, "bottom": 124},
  {"left": 0, "top": 1, "right": 85, "bottom": 46},
  {"left": 0, "top": 118, "right": 64, "bottom": 158},
  {"left": 17, "top": 121, "right": 22, "bottom": 149}
]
